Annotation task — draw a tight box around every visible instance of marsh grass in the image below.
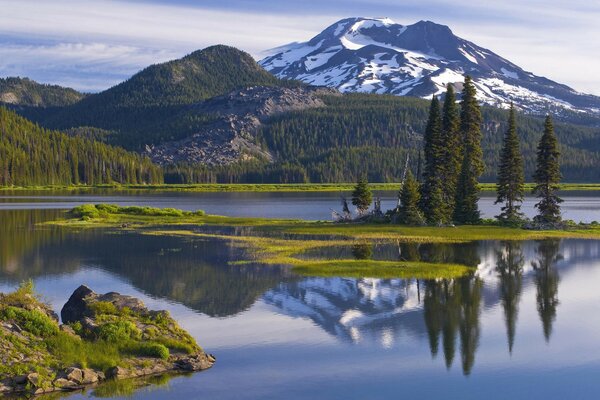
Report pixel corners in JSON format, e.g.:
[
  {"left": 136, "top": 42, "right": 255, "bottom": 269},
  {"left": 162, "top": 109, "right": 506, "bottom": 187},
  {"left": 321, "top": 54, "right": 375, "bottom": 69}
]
[{"left": 48, "top": 204, "right": 600, "bottom": 279}]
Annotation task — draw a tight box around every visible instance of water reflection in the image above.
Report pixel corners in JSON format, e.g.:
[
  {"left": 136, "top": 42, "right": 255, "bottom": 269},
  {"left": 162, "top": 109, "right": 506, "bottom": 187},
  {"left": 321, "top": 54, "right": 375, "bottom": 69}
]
[
  {"left": 532, "top": 240, "right": 562, "bottom": 341},
  {"left": 1, "top": 208, "right": 597, "bottom": 385},
  {"left": 264, "top": 239, "right": 581, "bottom": 375}
]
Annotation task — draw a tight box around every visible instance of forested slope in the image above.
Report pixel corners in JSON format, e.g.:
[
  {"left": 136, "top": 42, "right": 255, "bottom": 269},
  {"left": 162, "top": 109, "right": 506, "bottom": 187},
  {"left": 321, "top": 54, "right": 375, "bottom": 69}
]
[
  {"left": 167, "top": 94, "right": 600, "bottom": 183},
  {"left": 0, "top": 107, "right": 162, "bottom": 186}
]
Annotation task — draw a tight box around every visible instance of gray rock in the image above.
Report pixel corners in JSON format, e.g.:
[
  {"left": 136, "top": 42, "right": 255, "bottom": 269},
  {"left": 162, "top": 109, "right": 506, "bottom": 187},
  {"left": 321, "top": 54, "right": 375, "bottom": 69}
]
[
  {"left": 65, "top": 367, "right": 83, "bottom": 384},
  {"left": 61, "top": 285, "right": 149, "bottom": 324},
  {"left": 106, "top": 366, "right": 129, "bottom": 379},
  {"left": 146, "top": 86, "right": 336, "bottom": 166}
]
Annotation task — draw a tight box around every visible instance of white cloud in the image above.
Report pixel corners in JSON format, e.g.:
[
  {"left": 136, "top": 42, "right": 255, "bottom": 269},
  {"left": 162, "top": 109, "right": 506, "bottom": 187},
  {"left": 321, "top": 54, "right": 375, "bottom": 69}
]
[{"left": 0, "top": 0, "right": 599, "bottom": 95}]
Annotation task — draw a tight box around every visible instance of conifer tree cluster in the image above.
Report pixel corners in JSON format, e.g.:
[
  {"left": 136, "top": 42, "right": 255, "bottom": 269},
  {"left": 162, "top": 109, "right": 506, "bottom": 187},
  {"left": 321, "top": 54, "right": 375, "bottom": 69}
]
[
  {"left": 351, "top": 177, "right": 373, "bottom": 216},
  {"left": 533, "top": 116, "right": 562, "bottom": 224},
  {"left": 453, "top": 76, "right": 484, "bottom": 224},
  {"left": 0, "top": 107, "right": 162, "bottom": 186},
  {"left": 397, "top": 171, "right": 424, "bottom": 225},
  {"left": 414, "top": 77, "right": 484, "bottom": 225},
  {"left": 495, "top": 104, "right": 525, "bottom": 225}
]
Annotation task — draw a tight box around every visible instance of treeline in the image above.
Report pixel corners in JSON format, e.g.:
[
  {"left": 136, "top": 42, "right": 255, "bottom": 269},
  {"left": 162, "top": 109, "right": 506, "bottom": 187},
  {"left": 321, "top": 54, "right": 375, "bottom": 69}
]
[
  {"left": 167, "top": 92, "right": 600, "bottom": 184},
  {"left": 257, "top": 93, "right": 600, "bottom": 183},
  {"left": 0, "top": 107, "right": 162, "bottom": 186}
]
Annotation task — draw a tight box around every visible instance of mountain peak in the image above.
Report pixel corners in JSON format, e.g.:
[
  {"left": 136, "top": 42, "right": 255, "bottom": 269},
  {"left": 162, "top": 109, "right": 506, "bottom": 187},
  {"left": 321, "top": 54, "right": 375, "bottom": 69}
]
[{"left": 260, "top": 17, "right": 600, "bottom": 116}]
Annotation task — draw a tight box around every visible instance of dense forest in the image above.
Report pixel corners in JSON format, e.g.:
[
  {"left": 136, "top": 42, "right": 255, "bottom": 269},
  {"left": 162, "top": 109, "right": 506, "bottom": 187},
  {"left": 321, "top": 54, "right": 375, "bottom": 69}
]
[
  {"left": 2, "top": 45, "right": 599, "bottom": 184},
  {"left": 167, "top": 94, "right": 600, "bottom": 183},
  {"left": 0, "top": 107, "right": 162, "bottom": 186},
  {"left": 0, "top": 77, "right": 86, "bottom": 107}
]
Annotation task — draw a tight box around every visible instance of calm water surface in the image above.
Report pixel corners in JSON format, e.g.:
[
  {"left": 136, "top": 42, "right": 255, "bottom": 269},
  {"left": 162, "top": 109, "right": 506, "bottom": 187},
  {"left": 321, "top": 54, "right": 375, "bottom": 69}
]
[
  {"left": 1, "top": 189, "right": 600, "bottom": 222},
  {"left": 1, "top": 195, "right": 600, "bottom": 399}
]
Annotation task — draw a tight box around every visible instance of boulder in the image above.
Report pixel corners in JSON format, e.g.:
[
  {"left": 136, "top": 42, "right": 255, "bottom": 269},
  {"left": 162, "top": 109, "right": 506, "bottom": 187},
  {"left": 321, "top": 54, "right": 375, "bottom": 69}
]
[
  {"left": 174, "top": 353, "right": 215, "bottom": 371},
  {"left": 106, "top": 366, "right": 129, "bottom": 379},
  {"left": 52, "top": 378, "right": 78, "bottom": 390},
  {"left": 65, "top": 367, "right": 83, "bottom": 384},
  {"left": 61, "top": 285, "right": 94, "bottom": 323},
  {"left": 61, "top": 285, "right": 149, "bottom": 324}
]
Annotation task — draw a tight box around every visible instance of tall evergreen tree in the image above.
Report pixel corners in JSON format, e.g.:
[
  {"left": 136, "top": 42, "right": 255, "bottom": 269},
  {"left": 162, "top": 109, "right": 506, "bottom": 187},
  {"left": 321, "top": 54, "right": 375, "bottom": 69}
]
[
  {"left": 420, "top": 96, "right": 445, "bottom": 224},
  {"left": 453, "top": 76, "right": 484, "bottom": 224},
  {"left": 533, "top": 116, "right": 562, "bottom": 224},
  {"left": 352, "top": 177, "right": 372, "bottom": 216},
  {"left": 440, "top": 84, "right": 462, "bottom": 220},
  {"left": 397, "top": 171, "right": 424, "bottom": 225},
  {"left": 495, "top": 104, "right": 525, "bottom": 225}
]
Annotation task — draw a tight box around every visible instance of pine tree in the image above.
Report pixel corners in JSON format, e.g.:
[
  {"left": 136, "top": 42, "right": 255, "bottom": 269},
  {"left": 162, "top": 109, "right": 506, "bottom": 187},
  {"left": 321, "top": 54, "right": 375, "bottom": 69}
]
[
  {"left": 420, "top": 96, "right": 445, "bottom": 224},
  {"left": 533, "top": 115, "right": 562, "bottom": 224},
  {"left": 440, "top": 84, "right": 462, "bottom": 220},
  {"left": 398, "top": 171, "right": 424, "bottom": 225},
  {"left": 352, "top": 177, "right": 372, "bottom": 216},
  {"left": 495, "top": 104, "right": 525, "bottom": 225},
  {"left": 453, "top": 76, "right": 484, "bottom": 224}
]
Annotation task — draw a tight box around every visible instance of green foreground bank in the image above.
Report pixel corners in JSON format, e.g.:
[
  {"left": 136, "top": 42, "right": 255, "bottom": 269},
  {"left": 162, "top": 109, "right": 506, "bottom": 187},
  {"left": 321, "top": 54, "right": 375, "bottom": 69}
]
[{"left": 47, "top": 204, "right": 600, "bottom": 279}]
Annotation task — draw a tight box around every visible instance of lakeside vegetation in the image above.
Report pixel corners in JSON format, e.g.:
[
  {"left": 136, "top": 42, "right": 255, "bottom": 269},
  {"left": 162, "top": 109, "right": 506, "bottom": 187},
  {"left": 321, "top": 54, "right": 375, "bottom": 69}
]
[
  {"left": 3, "top": 182, "right": 600, "bottom": 192},
  {"left": 47, "top": 203, "right": 600, "bottom": 279},
  {"left": 0, "top": 281, "right": 210, "bottom": 395}
]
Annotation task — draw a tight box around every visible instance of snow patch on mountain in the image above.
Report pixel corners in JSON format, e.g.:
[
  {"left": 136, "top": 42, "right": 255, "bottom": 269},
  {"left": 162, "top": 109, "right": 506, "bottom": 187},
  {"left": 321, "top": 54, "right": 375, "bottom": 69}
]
[{"left": 260, "top": 17, "right": 600, "bottom": 116}]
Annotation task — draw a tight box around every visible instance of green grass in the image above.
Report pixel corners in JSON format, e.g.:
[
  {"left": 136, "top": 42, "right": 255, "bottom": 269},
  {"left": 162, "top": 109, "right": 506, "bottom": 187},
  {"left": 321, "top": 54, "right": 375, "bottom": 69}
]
[
  {"left": 0, "top": 282, "right": 202, "bottom": 392},
  {"left": 3, "top": 182, "right": 600, "bottom": 192},
  {"left": 48, "top": 204, "right": 600, "bottom": 279}
]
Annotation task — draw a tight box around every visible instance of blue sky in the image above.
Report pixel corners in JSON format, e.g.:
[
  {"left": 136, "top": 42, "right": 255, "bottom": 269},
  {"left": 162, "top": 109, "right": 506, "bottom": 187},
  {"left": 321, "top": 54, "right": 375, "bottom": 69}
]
[{"left": 1, "top": 0, "right": 599, "bottom": 94}]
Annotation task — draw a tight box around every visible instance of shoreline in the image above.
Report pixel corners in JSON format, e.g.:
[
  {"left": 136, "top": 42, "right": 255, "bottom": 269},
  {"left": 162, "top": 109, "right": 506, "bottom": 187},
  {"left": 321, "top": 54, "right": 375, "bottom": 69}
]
[
  {"left": 3, "top": 182, "right": 600, "bottom": 193},
  {"left": 46, "top": 204, "right": 600, "bottom": 279}
]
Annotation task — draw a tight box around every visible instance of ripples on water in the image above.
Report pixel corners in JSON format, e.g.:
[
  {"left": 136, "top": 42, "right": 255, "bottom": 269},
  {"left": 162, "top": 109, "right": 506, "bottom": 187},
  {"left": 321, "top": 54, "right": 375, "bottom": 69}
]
[{"left": 1, "top": 205, "right": 600, "bottom": 399}]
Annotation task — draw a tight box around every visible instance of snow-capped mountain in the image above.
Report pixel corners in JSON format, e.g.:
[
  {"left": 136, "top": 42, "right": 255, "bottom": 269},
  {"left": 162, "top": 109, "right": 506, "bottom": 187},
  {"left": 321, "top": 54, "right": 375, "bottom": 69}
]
[{"left": 260, "top": 17, "right": 600, "bottom": 115}]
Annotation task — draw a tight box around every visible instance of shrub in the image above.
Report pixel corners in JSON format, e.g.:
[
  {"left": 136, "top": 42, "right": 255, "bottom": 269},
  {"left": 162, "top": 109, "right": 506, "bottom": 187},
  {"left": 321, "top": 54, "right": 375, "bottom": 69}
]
[
  {"left": 0, "top": 306, "right": 58, "bottom": 337},
  {"left": 71, "top": 204, "right": 101, "bottom": 219},
  {"left": 97, "top": 321, "right": 141, "bottom": 343},
  {"left": 122, "top": 341, "right": 169, "bottom": 360},
  {"left": 90, "top": 301, "right": 119, "bottom": 315}
]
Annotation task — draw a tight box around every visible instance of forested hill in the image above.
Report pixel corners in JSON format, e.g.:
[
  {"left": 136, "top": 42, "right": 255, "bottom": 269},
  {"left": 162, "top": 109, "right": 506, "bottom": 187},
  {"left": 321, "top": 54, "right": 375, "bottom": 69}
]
[
  {"left": 0, "top": 107, "right": 162, "bottom": 186},
  {"left": 23, "top": 45, "right": 297, "bottom": 133},
  {"left": 0, "top": 77, "right": 86, "bottom": 107},
  {"left": 166, "top": 93, "right": 600, "bottom": 183}
]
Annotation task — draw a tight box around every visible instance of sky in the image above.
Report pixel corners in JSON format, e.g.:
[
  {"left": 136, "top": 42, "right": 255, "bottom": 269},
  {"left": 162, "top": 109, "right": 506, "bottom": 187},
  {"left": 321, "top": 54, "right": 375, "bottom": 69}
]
[{"left": 1, "top": 0, "right": 599, "bottom": 94}]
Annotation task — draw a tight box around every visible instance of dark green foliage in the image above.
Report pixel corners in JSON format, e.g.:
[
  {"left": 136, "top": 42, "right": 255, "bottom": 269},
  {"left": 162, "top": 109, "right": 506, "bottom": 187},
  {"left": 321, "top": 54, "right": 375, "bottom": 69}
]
[
  {"left": 70, "top": 203, "right": 204, "bottom": 220},
  {"left": 440, "top": 84, "right": 462, "bottom": 218},
  {"left": 454, "top": 76, "right": 484, "bottom": 224},
  {"left": 0, "top": 306, "right": 59, "bottom": 337},
  {"left": 0, "top": 107, "right": 162, "bottom": 186},
  {"left": 0, "top": 77, "right": 85, "bottom": 107},
  {"left": 495, "top": 104, "right": 525, "bottom": 225},
  {"left": 21, "top": 46, "right": 298, "bottom": 149},
  {"left": 174, "top": 93, "right": 600, "bottom": 184},
  {"left": 420, "top": 96, "right": 446, "bottom": 224},
  {"left": 533, "top": 116, "right": 562, "bottom": 223},
  {"left": 397, "top": 171, "right": 424, "bottom": 225},
  {"left": 352, "top": 177, "right": 372, "bottom": 215}
]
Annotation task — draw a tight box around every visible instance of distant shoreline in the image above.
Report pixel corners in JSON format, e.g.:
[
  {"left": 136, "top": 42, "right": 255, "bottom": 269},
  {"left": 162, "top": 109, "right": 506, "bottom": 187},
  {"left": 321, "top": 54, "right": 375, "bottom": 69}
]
[{"left": 2, "top": 183, "right": 600, "bottom": 192}]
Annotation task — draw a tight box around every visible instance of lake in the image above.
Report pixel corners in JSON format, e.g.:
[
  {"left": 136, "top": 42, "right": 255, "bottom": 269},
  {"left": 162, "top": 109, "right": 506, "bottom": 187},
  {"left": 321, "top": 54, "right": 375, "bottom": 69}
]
[
  {"left": 1, "top": 192, "right": 600, "bottom": 399},
  {"left": 1, "top": 189, "right": 600, "bottom": 222}
]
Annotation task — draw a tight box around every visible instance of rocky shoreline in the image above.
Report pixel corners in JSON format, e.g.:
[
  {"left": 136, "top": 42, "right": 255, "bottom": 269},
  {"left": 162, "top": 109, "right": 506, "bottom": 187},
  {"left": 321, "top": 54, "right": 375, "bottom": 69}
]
[{"left": 0, "top": 284, "right": 215, "bottom": 396}]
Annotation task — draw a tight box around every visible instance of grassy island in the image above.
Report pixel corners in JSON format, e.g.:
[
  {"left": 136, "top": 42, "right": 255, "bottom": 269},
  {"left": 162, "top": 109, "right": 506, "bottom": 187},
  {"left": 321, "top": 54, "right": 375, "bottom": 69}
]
[
  {"left": 48, "top": 204, "right": 600, "bottom": 280},
  {"left": 0, "top": 281, "right": 214, "bottom": 396}
]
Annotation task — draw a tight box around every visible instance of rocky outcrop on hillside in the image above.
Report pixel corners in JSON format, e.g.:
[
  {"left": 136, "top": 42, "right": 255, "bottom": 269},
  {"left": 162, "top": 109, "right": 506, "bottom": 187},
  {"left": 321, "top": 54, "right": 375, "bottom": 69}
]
[
  {"left": 0, "top": 284, "right": 214, "bottom": 396},
  {"left": 145, "top": 85, "right": 338, "bottom": 165}
]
